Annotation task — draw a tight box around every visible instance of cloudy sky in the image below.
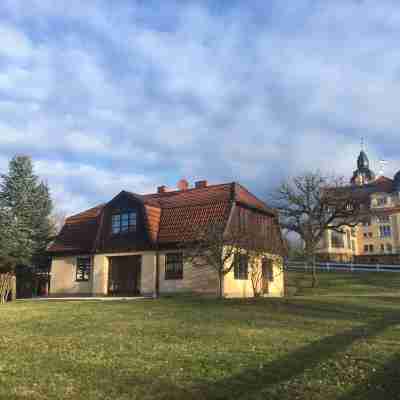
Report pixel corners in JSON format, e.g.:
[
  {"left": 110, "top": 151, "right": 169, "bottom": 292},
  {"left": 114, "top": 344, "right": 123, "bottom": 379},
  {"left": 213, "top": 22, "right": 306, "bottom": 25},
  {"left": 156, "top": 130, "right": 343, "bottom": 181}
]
[{"left": 1, "top": 0, "right": 400, "bottom": 215}]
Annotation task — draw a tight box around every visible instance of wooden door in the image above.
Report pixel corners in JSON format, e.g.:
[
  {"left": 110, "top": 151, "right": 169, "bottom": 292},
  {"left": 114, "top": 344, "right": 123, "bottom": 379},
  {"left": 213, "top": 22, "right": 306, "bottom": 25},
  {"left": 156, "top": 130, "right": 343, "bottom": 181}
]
[{"left": 108, "top": 256, "right": 141, "bottom": 296}]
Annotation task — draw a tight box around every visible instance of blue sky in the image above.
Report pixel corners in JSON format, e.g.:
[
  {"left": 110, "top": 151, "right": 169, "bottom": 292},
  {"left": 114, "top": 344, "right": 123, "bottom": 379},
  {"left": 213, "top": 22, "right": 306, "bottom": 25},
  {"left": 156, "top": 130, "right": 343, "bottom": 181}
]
[{"left": 1, "top": 0, "right": 400, "bottom": 215}]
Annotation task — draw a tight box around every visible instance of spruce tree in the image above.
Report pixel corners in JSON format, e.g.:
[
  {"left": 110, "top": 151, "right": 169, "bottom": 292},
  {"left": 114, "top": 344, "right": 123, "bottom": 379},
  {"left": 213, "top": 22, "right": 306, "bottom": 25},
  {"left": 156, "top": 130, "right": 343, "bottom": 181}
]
[{"left": 0, "top": 156, "right": 53, "bottom": 268}]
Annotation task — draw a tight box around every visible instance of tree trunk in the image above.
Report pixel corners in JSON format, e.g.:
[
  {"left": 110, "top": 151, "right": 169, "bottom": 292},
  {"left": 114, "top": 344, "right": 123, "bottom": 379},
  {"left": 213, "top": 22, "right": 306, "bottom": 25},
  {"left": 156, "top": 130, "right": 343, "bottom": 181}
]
[
  {"left": 311, "top": 256, "right": 318, "bottom": 288},
  {"left": 305, "top": 242, "right": 318, "bottom": 288},
  {"left": 218, "top": 270, "right": 224, "bottom": 299}
]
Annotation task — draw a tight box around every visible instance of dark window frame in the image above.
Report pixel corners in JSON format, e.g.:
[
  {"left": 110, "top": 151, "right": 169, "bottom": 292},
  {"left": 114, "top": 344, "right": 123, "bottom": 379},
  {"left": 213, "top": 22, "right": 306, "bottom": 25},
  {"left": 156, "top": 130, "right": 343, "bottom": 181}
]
[
  {"left": 234, "top": 254, "right": 248, "bottom": 280},
  {"left": 165, "top": 253, "right": 183, "bottom": 280},
  {"left": 76, "top": 256, "right": 91, "bottom": 282},
  {"left": 263, "top": 258, "right": 274, "bottom": 282},
  {"left": 111, "top": 210, "right": 137, "bottom": 235}
]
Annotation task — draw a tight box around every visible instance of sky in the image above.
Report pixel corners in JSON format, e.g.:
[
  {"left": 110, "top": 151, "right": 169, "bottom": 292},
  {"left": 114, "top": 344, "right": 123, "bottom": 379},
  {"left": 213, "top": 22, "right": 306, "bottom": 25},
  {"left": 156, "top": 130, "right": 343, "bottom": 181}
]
[{"left": 1, "top": 0, "right": 400, "bottom": 216}]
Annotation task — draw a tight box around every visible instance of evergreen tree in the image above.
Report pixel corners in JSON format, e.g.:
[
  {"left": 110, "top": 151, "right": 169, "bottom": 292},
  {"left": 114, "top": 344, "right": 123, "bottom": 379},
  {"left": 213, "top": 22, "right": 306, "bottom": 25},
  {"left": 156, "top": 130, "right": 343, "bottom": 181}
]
[{"left": 0, "top": 156, "right": 53, "bottom": 268}]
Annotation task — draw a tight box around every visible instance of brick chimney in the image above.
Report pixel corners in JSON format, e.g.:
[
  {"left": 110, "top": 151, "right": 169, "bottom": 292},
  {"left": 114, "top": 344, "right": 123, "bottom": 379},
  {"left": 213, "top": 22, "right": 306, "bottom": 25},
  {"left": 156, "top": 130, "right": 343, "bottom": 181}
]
[
  {"left": 157, "top": 185, "right": 167, "bottom": 193},
  {"left": 177, "top": 179, "right": 189, "bottom": 191},
  {"left": 195, "top": 180, "right": 208, "bottom": 189}
]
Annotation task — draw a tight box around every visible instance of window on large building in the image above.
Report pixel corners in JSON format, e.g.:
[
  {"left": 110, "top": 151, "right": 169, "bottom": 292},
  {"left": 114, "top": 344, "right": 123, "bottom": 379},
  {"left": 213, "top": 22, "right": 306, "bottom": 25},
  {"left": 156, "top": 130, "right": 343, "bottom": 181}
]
[
  {"left": 364, "top": 244, "right": 374, "bottom": 253},
  {"left": 376, "top": 197, "right": 388, "bottom": 207},
  {"left": 76, "top": 256, "right": 91, "bottom": 282},
  {"left": 234, "top": 254, "right": 248, "bottom": 280},
  {"left": 331, "top": 231, "right": 345, "bottom": 248},
  {"left": 165, "top": 253, "right": 183, "bottom": 280},
  {"left": 111, "top": 210, "right": 137, "bottom": 234},
  {"left": 376, "top": 215, "right": 390, "bottom": 224},
  {"left": 379, "top": 225, "right": 392, "bottom": 238},
  {"left": 262, "top": 258, "right": 274, "bottom": 282},
  {"left": 387, "top": 243, "right": 393, "bottom": 253}
]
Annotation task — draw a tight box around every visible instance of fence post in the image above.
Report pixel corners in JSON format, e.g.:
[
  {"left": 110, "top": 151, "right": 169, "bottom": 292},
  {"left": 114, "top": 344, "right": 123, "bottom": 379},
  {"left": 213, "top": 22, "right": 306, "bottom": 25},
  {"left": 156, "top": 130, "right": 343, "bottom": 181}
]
[
  {"left": 376, "top": 264, "right": 380, "bottom": 272},
  {"left": 350, "top": 263, "right": 354, "bottom": 272},
  {"left": 327, "top": 262, "right": 330, "bottom": 272}
]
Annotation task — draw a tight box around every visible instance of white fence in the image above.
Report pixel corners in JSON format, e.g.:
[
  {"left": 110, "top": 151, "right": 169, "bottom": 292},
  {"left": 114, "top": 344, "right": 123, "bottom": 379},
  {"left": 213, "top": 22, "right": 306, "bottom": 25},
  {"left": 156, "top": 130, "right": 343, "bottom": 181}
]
[{"left": 287, "top": 261, "right": 400, "bottom": 273}]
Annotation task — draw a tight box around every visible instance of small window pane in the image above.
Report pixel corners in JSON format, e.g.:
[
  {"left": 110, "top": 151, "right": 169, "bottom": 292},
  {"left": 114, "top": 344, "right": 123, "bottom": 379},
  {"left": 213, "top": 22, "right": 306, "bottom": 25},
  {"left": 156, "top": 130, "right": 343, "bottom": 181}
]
[
  {"left": 165, "top": 253, "right": 183, "bottom": 280},
  {"left": 76, "top": 257, "right": 91, "bottom": 282}
]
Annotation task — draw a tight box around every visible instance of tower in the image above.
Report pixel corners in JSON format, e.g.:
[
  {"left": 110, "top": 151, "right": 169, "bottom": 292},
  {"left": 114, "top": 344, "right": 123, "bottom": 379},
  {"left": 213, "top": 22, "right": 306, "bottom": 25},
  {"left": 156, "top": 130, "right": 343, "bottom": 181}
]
[{"left": 350, "top": 141, "right": 375, "bottom": 186}]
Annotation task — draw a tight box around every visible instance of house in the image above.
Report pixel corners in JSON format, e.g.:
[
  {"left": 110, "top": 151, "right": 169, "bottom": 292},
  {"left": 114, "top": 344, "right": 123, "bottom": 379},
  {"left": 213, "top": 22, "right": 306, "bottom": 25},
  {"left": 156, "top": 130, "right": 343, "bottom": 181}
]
[
  {"left": 48, "top": 180, "right": 285, "bottom": 298},
  {"left": 318, "top": 148, "right": 400, "bottom": 264}
]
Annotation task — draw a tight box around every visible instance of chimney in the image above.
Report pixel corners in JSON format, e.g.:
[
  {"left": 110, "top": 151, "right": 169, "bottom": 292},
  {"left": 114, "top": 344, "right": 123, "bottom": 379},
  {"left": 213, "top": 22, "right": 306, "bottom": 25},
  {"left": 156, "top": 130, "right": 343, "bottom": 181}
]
[
  {"left": 195, "top": 180, "right": 208, "bottom": 189},
  {"left": 177, "top": 179, "right": 189, "bottom": 191},
  {"left": 157, "top": 185, "right": 167, "bottom": 194}
]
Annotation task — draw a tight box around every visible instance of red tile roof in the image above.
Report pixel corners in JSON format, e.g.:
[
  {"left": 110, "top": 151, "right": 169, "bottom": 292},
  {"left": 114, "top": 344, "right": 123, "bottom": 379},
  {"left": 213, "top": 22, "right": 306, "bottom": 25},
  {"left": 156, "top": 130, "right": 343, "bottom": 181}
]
[{"left": 48, "top": 182, "right": 280, "bottom": 254}]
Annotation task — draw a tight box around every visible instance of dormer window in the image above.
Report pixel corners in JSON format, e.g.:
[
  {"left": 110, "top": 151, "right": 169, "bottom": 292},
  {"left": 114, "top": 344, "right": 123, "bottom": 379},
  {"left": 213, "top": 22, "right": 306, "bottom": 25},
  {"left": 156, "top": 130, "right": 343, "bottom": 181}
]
[{"left": 112, "top": 210, "right": 137, "bottom": 234}]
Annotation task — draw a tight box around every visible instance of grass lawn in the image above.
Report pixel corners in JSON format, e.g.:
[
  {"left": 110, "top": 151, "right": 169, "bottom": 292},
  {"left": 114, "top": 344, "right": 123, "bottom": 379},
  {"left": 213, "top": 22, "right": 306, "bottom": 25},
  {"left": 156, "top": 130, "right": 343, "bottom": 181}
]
[{"left": 1, "top": 271, "right": 400, "bottom": 400}]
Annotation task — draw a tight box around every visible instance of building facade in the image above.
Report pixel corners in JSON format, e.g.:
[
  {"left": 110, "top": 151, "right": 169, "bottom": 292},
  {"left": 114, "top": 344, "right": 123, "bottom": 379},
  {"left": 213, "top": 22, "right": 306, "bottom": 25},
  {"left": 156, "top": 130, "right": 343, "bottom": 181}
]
[
  {"left": 318, "top": 150, "right": 400, "bottom": 264},
  {"left": 48, "top": 181, "right": 286, "bottom": 298}
]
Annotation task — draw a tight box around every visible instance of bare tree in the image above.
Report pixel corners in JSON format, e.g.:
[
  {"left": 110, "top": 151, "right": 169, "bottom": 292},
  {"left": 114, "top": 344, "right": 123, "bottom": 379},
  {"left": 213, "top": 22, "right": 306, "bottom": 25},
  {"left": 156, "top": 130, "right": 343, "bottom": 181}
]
[
  {"left": 181, "top": 223, "right": 245, "bottom": 298},
  {"left": 50, "top": 210, "right": 67, "bottom": 235},
  {"left": 271, "top": 172, "right": 363, "bottom": 287},
  {"left": 181, "top": 217, "right": 285, "bottom": 298}
]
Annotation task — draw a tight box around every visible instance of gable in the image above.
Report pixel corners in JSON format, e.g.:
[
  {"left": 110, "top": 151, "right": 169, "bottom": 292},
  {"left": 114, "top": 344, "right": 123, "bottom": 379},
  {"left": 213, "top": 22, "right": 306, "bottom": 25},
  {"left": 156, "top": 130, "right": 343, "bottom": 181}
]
[{"left": 96, "top": 191, "right": 153, "bottom": 253}]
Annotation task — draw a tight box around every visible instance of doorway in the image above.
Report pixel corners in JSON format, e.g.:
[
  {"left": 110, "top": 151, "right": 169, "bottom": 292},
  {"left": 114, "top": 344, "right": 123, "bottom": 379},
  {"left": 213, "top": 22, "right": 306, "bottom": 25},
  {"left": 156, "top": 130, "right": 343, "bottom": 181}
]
[{"left": 108, "top": 255, "right": 141, "bottom": 296}]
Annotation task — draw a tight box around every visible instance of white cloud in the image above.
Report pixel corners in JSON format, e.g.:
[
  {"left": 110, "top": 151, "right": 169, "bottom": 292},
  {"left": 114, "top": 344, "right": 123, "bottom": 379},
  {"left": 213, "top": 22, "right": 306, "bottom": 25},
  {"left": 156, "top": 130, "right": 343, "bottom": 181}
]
[
  {"left": 0, "top": 1, "right": 400, "bottom": 214},
  {"left": 0, "top": 23, "right": 33, "bottom": 59}
]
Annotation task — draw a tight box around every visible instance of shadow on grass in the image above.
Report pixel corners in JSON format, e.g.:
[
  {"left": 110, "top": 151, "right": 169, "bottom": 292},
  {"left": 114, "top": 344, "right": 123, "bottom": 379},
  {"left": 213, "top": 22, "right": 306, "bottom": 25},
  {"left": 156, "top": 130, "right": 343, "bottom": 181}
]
[
  {"left": 338, "top": 354, "right": 400, "bottom": 400},
  {"left": 190, "top": 312, "right": 400, "bottom": 400}
]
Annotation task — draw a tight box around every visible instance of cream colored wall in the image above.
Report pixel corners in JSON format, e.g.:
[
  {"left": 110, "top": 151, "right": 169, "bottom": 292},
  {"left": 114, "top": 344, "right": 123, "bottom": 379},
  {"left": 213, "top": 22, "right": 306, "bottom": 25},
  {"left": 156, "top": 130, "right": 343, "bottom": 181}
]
[
  {"left": 91, "top": 255, "right": 109, "bottom": 295},
  {"left": 51, "top": 250, "right": 284, "bottom": 298},
  {"left": 223, "top": 253, "right": 284, "bottom": 298},
  {"left": 50, "top": 256, "right": 91, "bottom": 295},
  {"left": 141, "top": 252, "right": 156, "bottom": 295}
]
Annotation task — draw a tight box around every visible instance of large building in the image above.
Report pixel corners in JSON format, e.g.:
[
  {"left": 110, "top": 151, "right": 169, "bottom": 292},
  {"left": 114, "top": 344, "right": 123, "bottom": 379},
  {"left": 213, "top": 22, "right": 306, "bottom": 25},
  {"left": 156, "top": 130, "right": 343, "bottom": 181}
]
[
  {"left": 319, "top": 150, "right": 400, "bottom": 264},
  {"left": 48, "top": 180, "right": 286, "bottom": 298}
]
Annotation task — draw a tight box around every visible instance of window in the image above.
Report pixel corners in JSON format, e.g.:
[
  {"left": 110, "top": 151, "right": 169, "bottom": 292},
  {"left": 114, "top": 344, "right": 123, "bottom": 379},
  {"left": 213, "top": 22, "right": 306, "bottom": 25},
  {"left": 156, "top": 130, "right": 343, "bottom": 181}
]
[
  {"left": 165, "top": 253, "right": 183, "bottom": 280},
  {"left": 234, "top": 254, "right": 248, "bottom": 280},
  {"left": 364, "top": 244, "right": 369, "bottom": 253},
  {"left": 76, "top": 256, "right": 91, "bottom": 282},
  {"left": 331, "top": 231, "right": 345, "bottom": 248},
  {"left": 262, "top": 258, "right": 274, "bottom": 282},
  {"left": 369, "top": 244, "right": 374, "bottom": 253},
  {"left": 377, "top": 215, "right": 390, "bottom": 224},
  {"left": 379, "top": 225, "right": 392, "bottom": 238},
  {"left": 368, "top": 232, "right": 373, "bottom": 238},
  {"left": 387, "top": 243, "right": 393, "bottom": 253},
  {"left": 112, "top": 210, "right": 137, "bottom": 234},
  {"left": 376, "top": 197, "right": 388, "bottom": 207},
  {"left": 346, "top": 231, "right": 351, "bottom": 249},
  {"left": 381, "top": 244, "right": 385, "bottom": 253},
  {"left": 363, "top": 233, "right": 368, "bottom": 238}
]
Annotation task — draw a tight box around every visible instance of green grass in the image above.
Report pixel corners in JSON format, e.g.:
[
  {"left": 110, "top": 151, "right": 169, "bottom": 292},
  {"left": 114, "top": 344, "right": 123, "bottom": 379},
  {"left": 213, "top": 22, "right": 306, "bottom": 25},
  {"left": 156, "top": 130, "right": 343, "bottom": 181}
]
[{"left": 1, "top": 272, "right": 400, "bottom": 400}]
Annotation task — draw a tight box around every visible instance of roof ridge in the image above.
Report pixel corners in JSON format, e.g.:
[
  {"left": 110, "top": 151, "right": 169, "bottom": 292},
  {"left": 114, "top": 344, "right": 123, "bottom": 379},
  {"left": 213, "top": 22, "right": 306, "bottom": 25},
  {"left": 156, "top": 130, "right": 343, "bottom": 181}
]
[{"left": 142, "top": 182, "right": 232, "bottom": 197}]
